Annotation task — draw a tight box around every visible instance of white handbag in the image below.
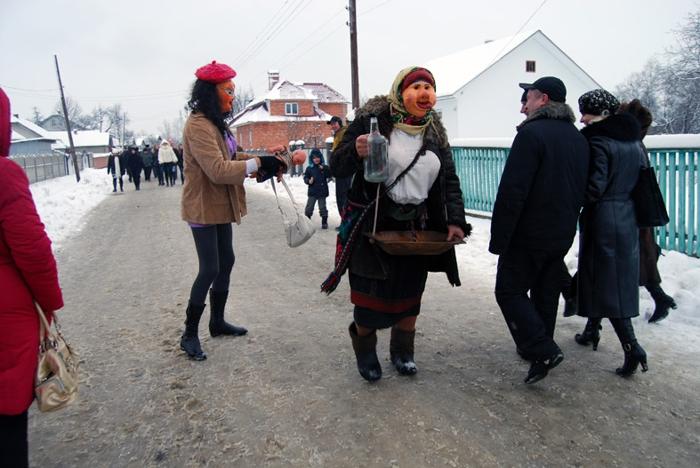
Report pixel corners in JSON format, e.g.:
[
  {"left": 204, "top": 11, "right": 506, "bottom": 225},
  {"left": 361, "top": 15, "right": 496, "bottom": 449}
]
[{"left": 270, "top": 178, "right": 316, "bottom": 247}]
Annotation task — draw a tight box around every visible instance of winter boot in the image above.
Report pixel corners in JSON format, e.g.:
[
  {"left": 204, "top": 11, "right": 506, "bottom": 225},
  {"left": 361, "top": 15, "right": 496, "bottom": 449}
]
[
  {"left": 348, "top": 323, "right": 382, "bottom": 382},
  {"left": 209, "top": 289, "right": 247, "bottom": 337},
  {"left": 390, "top": 327, "right": 417, "bottom": 375},
  {"left": 563, "top": 297, "right": 578, "bottom": 317},
  {"left": 647, "top": 283, "right": 677, "bottom": 323},
  {"left": 321, "top": 216, "right": 328, "bottom": 230},
  {"left": 574, "top": 318, "right": 603, "bottom": 350},
  {"left": 180, "top": 302, "right": 207, "bottom": 361},
  {"left": 610, "top": 318, "right": 648, "bottom": 376},
  {"left": 524, "top": 347, "right": 563, "bottom": 384}
]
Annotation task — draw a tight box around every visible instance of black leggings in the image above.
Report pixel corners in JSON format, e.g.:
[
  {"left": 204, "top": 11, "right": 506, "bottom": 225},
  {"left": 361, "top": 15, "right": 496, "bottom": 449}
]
[
  {"left": 189, "top": 224, "right": 235, "bottom": 305},
  {"left": 0, "top": 411, "right": 28, "bottom": 468}
]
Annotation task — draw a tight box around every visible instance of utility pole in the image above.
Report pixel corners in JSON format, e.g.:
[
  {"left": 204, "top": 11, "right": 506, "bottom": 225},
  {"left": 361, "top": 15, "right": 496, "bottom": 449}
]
[
  {"left": 54, "top": 54, "right": 80, "bottom": 182},
  {"left": 348, "top": 0, "right": 360, "bottom": 110}
]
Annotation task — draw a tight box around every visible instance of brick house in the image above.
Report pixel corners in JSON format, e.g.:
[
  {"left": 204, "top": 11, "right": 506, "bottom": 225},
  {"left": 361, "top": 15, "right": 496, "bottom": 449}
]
[{"left": 231, "top": 73, "right": 348, "bottom": 152}]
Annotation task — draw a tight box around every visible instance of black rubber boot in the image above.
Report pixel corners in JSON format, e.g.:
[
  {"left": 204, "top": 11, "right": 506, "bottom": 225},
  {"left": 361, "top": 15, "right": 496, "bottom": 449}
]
[
  {"left": 574, "top": 318, "right": 603, "bottom": 350},
  {"left": 610, "top": 318, "right": 648, "bottom": 376},
  {"left": 647, "top": 283, "right": 677, "bottom": 323},
  {"left": 209, "top": 289, "right": 247, "bottom": 337},
  {"left": 321, "top": 216, "right": 328, "bottom": 230},
  {"left": 180, "top": 302, "right": 207, "bottom": 361},
  {"left": 349, "top": 323, "right": 381, "bottom": 382},
  {"left": 390, "top": 327, "right": 417, "bottom": 375}
]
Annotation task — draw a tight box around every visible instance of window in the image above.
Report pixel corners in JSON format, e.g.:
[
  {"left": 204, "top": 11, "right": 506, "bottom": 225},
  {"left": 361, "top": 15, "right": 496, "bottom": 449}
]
[
  {"left": 285, "top": 102, "right": 298, "bottom": 115},
  {"left": 526, "top": 60, "right": 536, "bottom": 73}
]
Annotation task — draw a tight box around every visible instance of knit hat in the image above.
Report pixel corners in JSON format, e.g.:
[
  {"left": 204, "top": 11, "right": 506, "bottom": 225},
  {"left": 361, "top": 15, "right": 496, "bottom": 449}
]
[
  {"left": 400, "top": 68, "right": 435, "bottom": 93},
  {"left": 195, "top": 61, "right": 237, "bottom": 84},
  {"left": 578, "top": 89, "right": 620, "bottom": 116}
]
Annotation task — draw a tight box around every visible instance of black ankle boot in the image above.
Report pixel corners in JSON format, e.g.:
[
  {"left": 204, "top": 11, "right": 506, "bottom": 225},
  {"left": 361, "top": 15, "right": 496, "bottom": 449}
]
[
  {"left": 321, "top": 217, "right": 328, "bottom": 230},
  {"left": 563, "top": 297, "right": 577, "bottom": 317},
  {"left": 616, "top": 341, "right": 649, "bottom": 376},
  {"left": 574, "top": 318, "right": 602, "bottom": 350},
  {"left": 349, "top": 323, "right": 381, "bottom": 382},
  {"left": 524, "top": 348, "right": 563, "bottom": 384},
  {"left": 390, "top": 327, "right": 417, "bottom": 375},
  {"left": 209, "top": 289, "right": 247, "bottom": 337},
  {"left": 647, "top": 284, "right": 676, "bottom": 323},
  {"left": 180, "top": 302, "right": 207, "bottom": 360}
]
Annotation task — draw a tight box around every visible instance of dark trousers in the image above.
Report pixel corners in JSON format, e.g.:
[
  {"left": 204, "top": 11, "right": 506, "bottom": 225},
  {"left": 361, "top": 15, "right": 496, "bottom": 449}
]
[
  {"left": 335, "top": 176, "right": 352, "bottom": 217},
  {"left": 112, "top": 176, "right": 123, "bottom": 191},
  {"left": 304, "top": 196, "right": 328, "bottom": 219},
  {"left": 0, "top": 411, "right": 28, "bottom": 468},
  {"left": 132, "top": 174, "right": 141, "bottom": 190},
  {"left": 495, "top": 247, "right": 567, "bottom": 359},
  {"left": 178, "top": 163, "right": 184, "bottom": 183},
  {"left": 143, "top": 166, "right": 152, "bottom": 181},
  {"left": 189, "top": 224, "right": 235, "bottom": 305},
  {"left": 154, "top": 164, "right": 164, "bottom": 185}
]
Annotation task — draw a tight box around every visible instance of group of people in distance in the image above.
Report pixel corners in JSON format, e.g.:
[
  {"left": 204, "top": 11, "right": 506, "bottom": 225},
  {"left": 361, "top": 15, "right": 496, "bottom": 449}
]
[
  {"left": 175, "top": 60, "right": 672, "bottom": 386},
  {"left": 106, "top": 140, "right": 183, "bottom": 192}
]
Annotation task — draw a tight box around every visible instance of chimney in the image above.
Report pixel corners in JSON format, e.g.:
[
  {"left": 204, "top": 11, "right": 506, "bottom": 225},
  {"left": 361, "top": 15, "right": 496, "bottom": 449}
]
[{"left": 268, "top": 70, "right": 280, "bottom": 90}]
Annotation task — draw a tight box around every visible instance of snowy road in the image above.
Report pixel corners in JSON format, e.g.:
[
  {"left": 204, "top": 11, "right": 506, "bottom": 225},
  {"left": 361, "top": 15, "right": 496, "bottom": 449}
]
[{"left": 29, "top": 178, "right": 699, "bottom": 467}]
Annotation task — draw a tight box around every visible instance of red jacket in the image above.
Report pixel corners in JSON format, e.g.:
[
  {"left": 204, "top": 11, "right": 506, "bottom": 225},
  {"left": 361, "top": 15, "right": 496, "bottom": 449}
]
[{"left": 0, "top": 88, "right": 63, "bottom": 415}]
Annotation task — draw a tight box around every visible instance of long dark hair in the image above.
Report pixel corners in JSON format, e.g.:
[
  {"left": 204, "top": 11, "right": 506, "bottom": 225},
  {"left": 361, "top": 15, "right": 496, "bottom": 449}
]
[{"left": 187, "top": 79, "right": 229, "bottom": 135}]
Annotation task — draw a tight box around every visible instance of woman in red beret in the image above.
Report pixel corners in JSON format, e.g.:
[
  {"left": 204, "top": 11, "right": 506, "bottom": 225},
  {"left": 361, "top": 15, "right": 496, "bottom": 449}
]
[
  {"left": 0, "top": 88, "right": 64, "bottom": 466},
  {"left": 324, "top": 67, "right": 471, "bottom": 382},
  {"left": 179, "top": 61, "right": 287, "bottom": 360}
]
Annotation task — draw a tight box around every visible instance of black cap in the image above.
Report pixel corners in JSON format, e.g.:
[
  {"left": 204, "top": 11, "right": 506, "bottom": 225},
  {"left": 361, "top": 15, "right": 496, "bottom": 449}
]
[
  {"left": 327, "top": 116, "right": 343, "bottom": 126},
  {"left": 519, "top": 76, "right": 567, "bottom": 103}
]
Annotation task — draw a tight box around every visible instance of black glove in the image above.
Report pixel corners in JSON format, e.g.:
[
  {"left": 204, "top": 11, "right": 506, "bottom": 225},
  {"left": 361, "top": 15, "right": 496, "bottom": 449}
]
[{"left": 257, "top": 156, "right": 286, "bottom": 182}]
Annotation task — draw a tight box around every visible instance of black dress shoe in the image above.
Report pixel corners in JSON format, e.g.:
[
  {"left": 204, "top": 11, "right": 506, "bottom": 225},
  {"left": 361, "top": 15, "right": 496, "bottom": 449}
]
[{"left": 524, "top": 352, "right": 563, "bottom": 384}]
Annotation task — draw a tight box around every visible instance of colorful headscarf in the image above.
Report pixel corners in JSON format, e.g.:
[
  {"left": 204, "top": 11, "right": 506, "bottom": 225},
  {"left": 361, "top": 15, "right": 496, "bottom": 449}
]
[{"left": 387, "top": 66, "right": 436, "bottom": 136}]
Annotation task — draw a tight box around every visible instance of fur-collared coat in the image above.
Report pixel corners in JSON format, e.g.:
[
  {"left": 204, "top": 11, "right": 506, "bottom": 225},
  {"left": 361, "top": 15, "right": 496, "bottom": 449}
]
[
  {"left": 577, "top": 113, "right": 645, "bottom": 318},
  {"left": 181, "top": 112, "right": 253, "bottom": 225},
  {"left": 489, "top": 102, "right": 589, "bottom": 255},
  {"left": 330, "top": 96, "right": 470, "bottom": 286}
]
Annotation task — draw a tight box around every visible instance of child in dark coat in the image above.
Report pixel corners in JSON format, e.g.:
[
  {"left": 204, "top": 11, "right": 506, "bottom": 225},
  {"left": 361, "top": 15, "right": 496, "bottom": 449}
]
[{"left": 303, "top": 148, "right": 331, "bottom": 229}]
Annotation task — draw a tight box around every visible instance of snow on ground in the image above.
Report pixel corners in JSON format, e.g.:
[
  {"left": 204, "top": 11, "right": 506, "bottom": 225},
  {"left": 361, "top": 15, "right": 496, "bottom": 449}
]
[{"left": 29, "top": 170, "right": 700, "bottom": 337}]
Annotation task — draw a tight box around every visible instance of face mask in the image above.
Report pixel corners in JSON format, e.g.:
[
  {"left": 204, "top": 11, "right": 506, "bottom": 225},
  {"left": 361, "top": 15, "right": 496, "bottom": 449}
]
[
  {"left": 216, "top": 80, "right": 235, "bottom": 113},
  {"left": 401, "top": 81, "right": 436, "bottom": 118}
]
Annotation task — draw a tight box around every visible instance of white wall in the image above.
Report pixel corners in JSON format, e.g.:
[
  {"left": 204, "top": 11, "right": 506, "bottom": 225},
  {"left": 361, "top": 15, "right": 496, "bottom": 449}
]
[{"left": 435, "top": 34, "right": 600, "bottom": 139}]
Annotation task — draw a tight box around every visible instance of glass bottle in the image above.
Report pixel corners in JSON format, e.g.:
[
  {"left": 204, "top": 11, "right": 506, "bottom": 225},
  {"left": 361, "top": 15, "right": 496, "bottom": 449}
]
[{"left": 364, "top": 116, "right": 389, "bottom": 183}]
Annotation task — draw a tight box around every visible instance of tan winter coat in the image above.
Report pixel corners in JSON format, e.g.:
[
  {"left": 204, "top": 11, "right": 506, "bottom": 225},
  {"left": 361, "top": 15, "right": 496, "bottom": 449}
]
[{"left": 180, "top": 112, "right": 251, "bottom": 224}]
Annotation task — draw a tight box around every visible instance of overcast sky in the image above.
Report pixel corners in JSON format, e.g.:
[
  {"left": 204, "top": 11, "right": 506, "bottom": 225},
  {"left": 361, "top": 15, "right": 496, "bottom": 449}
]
[{"left": 1, "top": 0, "right": 697, "bottom": 136}]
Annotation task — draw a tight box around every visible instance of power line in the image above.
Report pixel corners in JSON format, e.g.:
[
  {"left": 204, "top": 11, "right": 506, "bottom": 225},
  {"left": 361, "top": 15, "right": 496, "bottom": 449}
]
[{"left": 486, "top": 0, "right": 549, "bottom": 68}]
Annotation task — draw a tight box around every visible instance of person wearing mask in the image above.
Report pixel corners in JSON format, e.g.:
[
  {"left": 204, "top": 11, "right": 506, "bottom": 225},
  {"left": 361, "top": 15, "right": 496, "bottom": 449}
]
[
  {"left": 0, "top": 88, "right": 64, "bottom": 467},
  {"left": 490, "top": 77, "right": 589, "bottom": 384},
  {"left": 303, "top": 148, "right": 332, "bottom": 229},
  {"left": 325, "top": 66, "right": 469, "bottom": 382},
  {"left": 179, "top": 60, "right": 287, "bottom": 361},
  {"left": 573, "top": 89, "right": 649, "bottom": 377}
]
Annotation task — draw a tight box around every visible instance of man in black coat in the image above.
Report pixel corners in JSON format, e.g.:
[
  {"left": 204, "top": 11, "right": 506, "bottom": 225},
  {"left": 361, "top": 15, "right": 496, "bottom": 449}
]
[
  {"left": 126, "top": 146, "right": 143, "bottom": 191},
  {"left": 489, "top": 76, "right": 589, "bottom": 384}
]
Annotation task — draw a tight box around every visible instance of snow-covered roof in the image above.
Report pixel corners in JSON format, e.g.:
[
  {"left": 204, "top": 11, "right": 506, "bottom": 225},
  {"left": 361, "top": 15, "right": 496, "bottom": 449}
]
[
  {"left": 265, "top": 80, "right": 316, "bottom": 100},
  {"left": 425, "top": 30, "right": 552, "bottom": 97},
  {"left": 299, "top": 83, "right": 347, "bottom": 103},
  {"left": 10, "top": 115, "right": 55, "bottom": 140},
  {"left": 48, "top": 130, "right": 111, "bottom": 148},
  {"left": 231, "top": 102, "right": 334, "bottom": 127}
]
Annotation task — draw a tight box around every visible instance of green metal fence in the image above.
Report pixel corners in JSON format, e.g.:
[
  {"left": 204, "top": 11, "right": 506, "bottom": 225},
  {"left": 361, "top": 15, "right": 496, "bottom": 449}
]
[{"left": 451, "top": 146, "right": 700, "bottom": 257}]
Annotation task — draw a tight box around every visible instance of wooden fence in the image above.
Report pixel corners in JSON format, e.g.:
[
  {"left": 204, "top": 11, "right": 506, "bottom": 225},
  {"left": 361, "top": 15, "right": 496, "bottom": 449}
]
[{"left": 451, "top": 145, "right": 700, "bottom": 257}]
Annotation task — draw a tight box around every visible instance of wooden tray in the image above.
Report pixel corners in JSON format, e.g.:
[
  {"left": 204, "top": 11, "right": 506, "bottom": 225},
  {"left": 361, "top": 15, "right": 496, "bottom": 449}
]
[{"left": 366, "top": 231, "right": 465, "bottom": 256}]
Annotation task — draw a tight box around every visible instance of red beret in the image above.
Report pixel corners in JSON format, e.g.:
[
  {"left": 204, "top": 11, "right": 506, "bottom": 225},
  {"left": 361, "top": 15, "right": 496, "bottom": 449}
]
[
  {"left": 401, "top": 68, "right": 435, "bottom": 93},
  {"left": 195, "top": 61, "right": 237, "bottom": 84}
]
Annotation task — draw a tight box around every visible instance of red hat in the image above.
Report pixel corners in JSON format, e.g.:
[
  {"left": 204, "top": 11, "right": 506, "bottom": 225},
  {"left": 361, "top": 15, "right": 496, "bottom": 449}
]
[
  {"left": 195, "top": 61, "right": 237, "bottom": 84},
  {"left": 400, "top": 68, "right": 435, "bottom": 93}
]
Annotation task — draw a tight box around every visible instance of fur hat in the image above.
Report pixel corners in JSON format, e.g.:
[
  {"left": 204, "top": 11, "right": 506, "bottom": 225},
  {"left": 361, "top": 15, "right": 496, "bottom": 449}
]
[
  {"left": 195, "top": 61, "right": 237, "bottom": 84},
  {"left": 578, "top": 89, "right": 620, "bottom": 116}
]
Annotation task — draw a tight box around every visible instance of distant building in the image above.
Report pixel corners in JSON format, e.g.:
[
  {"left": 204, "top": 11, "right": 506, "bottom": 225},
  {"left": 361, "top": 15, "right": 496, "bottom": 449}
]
[
  {"left": 9, "top": 115, "right": 59, "bottom": 156},
  {"left": 40, "top": 114, "right": 84, "bottom": 132},
  {"left": 425, "top": 30, "right": 600, "bottom": 139},
  {"left": 231, "top": 72, "right": 349, "bottom": 151}
]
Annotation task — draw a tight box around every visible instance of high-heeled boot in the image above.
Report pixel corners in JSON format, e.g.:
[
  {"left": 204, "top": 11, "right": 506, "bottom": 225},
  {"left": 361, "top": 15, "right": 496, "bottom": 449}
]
[
  {"left": 610, "top": 317, "right": 648, "bottom": 376},
  {"left": 390, "top": 327, "right": 417, "bottom": 375},
  {"left": 209, "top": 289, "right": 248, "bottom": 337},
  {"left": 574, "top": 318, "right": 602, "bottom": 350},
  {"left": 180, "top": 302, "right": 207, "bottom": 361},
  {"left": 348, "top": 323, "right": 382, "bottom": 382},
  {"left": 647, "top": 283, "right": 677, "bottom": 323}
]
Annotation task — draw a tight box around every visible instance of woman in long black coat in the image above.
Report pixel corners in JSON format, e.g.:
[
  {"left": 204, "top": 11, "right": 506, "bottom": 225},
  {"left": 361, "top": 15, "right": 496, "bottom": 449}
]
[{"left": 575, "top": 89, "right": 648, "bottom": 376}]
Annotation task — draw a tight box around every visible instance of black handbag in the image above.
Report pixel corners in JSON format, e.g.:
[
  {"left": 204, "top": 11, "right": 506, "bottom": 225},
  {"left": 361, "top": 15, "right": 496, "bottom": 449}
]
[{"left": 631, "top": 166, "right": 670, "bottom": 228}]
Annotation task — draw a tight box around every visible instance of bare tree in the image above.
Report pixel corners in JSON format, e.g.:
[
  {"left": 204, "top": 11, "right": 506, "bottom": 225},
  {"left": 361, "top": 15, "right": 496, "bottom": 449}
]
[
  {"left": 31, "top": 107, "right": 44, "bottom": 125},
  {"left": 233, "top": 85, "right": 255, "bottom": 115},
  {"left": 54, "top": 96, "right": 83, "bottom": 126}
]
